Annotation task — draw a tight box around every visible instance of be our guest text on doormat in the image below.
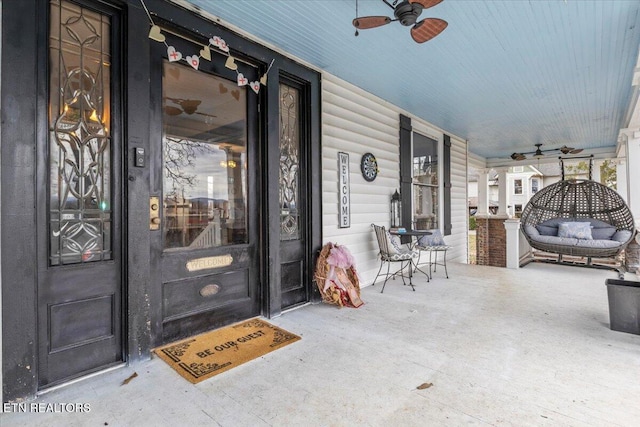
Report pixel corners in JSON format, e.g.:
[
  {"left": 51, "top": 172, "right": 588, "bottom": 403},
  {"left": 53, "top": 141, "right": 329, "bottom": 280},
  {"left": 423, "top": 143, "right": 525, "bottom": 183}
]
[{"left": 153, "top": 318, "right": 301, "bottom": 384}]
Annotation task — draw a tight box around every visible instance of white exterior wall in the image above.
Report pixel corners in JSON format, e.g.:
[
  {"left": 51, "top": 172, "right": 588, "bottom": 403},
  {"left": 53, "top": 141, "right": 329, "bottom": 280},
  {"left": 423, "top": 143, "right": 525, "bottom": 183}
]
[
  {"left": 321, "top": 74, "right": 401, "bottom": 285},
  {"left": 321, "top": 73, "right": 468, "bottom": 285},
  {"left": 508, "top": 170, "right": 539, "bottom": 212},
  {"left": 468, "top": 181, "right": 478, "bottom": 198},
  {"left": 447, "top": 135, "right": 469, "bottom": 262}
]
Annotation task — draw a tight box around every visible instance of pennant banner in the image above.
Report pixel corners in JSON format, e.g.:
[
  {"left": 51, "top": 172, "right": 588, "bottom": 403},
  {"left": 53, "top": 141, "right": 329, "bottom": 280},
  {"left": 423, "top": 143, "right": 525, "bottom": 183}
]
[{"left": 141, "top": 0, "right": 273, "bottom": 94}]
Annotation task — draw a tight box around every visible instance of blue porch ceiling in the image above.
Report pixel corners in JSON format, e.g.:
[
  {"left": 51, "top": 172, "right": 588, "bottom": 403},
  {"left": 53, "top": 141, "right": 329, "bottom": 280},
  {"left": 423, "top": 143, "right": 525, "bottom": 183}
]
[{"left": 183, "top": 0, "right": 640, "bottom": 160}]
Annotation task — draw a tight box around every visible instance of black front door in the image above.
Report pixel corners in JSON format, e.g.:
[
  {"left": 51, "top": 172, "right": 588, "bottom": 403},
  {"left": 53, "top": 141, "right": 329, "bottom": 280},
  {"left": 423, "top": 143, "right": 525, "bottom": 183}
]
[
  {"left": 149, "top": 35, "right": 261, "bottom": 344},
  {"left": 37, "top": 0, "right": 123, "bottom": 388},
  {"left": 278, "top": 79, "right": 311, "bottom": 309}
]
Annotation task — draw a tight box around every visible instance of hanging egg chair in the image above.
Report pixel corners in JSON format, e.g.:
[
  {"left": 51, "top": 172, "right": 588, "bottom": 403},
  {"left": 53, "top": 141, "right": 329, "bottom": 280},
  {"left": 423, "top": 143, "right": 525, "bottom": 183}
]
[{"left": 520, "top": 178, "right": 636, "bottom": 260}]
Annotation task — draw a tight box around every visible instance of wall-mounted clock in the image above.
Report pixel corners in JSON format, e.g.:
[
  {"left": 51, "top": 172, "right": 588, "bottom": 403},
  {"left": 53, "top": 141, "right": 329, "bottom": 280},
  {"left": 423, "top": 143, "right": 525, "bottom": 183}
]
[{"left": 360, "top": 152, "right": 378, "bottom": 182}]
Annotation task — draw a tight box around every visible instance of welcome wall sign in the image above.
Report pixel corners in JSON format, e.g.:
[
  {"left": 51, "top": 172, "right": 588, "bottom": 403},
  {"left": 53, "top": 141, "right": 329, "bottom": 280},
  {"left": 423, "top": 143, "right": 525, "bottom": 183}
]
[{"left": 338, "top": 152, "right": 350, "bottom": 228}]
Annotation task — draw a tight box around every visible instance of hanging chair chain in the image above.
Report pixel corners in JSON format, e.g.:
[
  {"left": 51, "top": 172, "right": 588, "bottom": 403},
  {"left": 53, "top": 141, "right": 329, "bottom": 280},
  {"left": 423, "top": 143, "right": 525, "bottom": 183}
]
[{"left": 560, "top": 156, "right": 593, "bottom": 181}]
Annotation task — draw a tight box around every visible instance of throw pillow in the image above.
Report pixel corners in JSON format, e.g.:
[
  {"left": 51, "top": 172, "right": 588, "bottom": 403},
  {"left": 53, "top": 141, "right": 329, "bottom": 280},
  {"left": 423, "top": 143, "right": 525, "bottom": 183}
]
[
  {"left": 591, "top": 225, "right": 617, "bottom": 240},
  {"left": 417, "top": 229, "right": 446, "bottom": 247},
  {"left": 536, "top": 224, "right": 558, "bottom": 236},
  {"left": 385, "top": 231, "right": 404, "bottom": 253},
  {"left": 558, "top": 222, "right": 593, "bottom": 240},
  {"left": 611, "top": 229, "right": 633, "bottom": 243},
  {"left": 536, "top": 218, "right": 572, "bottom": 236}
]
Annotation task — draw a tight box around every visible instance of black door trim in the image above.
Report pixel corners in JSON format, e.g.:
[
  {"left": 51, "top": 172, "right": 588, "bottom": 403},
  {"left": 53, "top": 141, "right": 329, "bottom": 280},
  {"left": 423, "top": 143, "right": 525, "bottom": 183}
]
[
  {"left": 1, "top": 0, "right": 323, "bottom": 401},
  {"left": 264, "top": 65, "right": 323, "bottom": 317},
  {"left": 1, "top": 0, "right": 41, "bottom": 401}
]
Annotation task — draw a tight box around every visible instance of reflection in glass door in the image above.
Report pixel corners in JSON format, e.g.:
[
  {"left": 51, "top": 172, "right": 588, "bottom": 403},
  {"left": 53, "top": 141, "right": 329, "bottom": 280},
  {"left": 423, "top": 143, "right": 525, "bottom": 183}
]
[
  {"left": 162, "top": 62, "right": 248, "bottom": 250},
  {"left": 155, "top": 55, "right": 259, "bottom": 344}
]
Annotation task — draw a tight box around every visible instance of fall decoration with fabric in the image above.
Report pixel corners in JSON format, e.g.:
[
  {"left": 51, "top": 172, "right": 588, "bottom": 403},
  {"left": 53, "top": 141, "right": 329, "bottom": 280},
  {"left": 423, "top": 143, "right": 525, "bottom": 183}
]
[{"left": 314, "top": 243, "right": 363, "bottom": 308}]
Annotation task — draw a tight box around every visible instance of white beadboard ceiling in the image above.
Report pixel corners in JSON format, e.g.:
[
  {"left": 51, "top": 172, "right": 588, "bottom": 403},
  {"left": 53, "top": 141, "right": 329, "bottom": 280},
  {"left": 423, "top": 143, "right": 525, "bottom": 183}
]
[{"left": 182, "top": 0, "right": 640, "bottom": 161}]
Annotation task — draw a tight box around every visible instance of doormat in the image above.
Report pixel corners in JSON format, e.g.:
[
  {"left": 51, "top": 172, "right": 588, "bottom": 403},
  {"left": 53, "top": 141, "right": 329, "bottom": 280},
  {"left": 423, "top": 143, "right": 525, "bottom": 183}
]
[{"left": 153, "top": 318, "right": 301, "bottom": 384}]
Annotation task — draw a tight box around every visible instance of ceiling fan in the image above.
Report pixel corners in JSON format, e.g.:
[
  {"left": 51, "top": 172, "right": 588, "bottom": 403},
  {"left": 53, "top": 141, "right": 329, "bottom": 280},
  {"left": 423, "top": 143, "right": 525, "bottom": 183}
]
[
  {"left": 164, "top": 97, "right": 217, "bottom": 119},
  {"left": 352, "top": 0, "right": 448, "bottom": 44},
  {"left": 510, "top": 143, "right": 583, "bottom": 161}
]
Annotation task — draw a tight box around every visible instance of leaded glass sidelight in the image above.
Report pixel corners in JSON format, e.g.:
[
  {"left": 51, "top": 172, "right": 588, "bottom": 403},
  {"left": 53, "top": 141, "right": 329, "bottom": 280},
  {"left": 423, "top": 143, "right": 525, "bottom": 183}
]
[
  {"left": 49, "top": 0, "right": 112, "bottom": 265},
  {"left": 279, "top": 84, "right": 300, "bottom": 241}
]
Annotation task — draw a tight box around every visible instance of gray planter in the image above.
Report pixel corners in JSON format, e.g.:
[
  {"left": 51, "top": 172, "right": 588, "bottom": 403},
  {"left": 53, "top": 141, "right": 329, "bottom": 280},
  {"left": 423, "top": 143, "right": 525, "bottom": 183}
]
[{"left": 606, "top": 278, "right": 640, "bottom": 335}]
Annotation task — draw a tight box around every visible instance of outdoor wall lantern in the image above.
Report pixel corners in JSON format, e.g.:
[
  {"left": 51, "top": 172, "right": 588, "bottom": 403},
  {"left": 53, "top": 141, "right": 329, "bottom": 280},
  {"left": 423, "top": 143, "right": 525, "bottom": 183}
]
[{"left": 390, "top": 189, "right": 402, "bottom": 228}]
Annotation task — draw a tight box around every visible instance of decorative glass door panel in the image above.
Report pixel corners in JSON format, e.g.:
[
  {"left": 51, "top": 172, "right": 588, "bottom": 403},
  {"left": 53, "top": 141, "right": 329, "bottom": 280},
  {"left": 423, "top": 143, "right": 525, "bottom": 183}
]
[
  {"left": 278, "top": 80, "right": 308, "bottom": 310},
  {"left": 279, "top": 83, "right": 300, "bottom": 241},
  {"left": 162, "top": 62, "right": 247, "bottom": 250},
  {"left": 39, "top": 0, "right": 122, "bottom": 389},
  {"left": 49, "top": 0, "right": 112, "bottom": 265}
]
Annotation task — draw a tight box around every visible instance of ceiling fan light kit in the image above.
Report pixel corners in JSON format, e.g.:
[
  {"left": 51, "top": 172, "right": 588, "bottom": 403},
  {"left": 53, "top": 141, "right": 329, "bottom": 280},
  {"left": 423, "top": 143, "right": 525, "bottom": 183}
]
[
  {"left": 353, "top": 0, "right": 447, "bottom": 44},
  {"left": 510, "top": 143, "right": 584, "bottom": 161}
]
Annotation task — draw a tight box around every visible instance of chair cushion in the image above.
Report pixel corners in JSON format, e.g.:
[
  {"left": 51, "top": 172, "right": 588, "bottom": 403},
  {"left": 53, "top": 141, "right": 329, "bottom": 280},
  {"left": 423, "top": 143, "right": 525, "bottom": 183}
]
[
  {"left": 417, "top": 229, "right": 446, "bottom": 247},
  {"left": 558, "top": 222, "right": 593, "bottom": 240},
  {"left": 584, "top": 218, "right": 616, "bottom": 228},
  {"left": 386, "top": 250, "right": 418, "bottom": 261},
  {"left": 574, "top": 239, "right": 621, "bottom": 249},
  {"left": 529, "top": 235, "right": 579, "bottom": 246},
  {"left": 612, "top": 229, "right": 633, "bottom": 243},
  {"left": 536, "top": 218, "right": 571, "bottom": 236},
  {"left": 579, "top": 218, "right": 616, "bottom": 240},
  {"left": 591, "top": 225, "right": 617, "bottom": 240},
  {"left": 523, "top": 224, "right": 540, "bottom": 237}
]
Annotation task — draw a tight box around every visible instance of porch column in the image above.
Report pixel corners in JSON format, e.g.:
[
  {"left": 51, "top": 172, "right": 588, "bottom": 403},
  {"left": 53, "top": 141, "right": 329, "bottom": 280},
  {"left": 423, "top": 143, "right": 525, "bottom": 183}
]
[
  {"left": 504, "top": 219, "right": 521, "bottom": 269},
  {"left": 476, "top": 168, "right": 511, "bottom": 267},
  {"left": 496, "top": 168, "right": 509, "bottom": 217},
  {"left": 616, "top": 159, "right": 628, "bottom": 203},
  {"left": 592, "top": 159, "right": 602, "bottom": 183},
  {"left": 620, "top": 129, "right": 640, "bottom": 224},
  {"left": 477, "top": 169, "right": 490, "bottom": 216},
  {"left": 629, "top": 132, "right": 640, "bottom": 225}
]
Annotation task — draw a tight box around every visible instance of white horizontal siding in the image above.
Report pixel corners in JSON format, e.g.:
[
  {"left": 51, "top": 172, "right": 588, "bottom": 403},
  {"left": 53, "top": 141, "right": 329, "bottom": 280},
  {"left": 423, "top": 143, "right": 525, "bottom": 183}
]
[
  {"left": 448, "top": 136, "right": 469, "bottom": 263},
  {"left": 321, "top": 73, "right": 470, "bottom": 285},
  {"left": 468, "top": 152, "right": 487, "bottom": 173},
  {"left": 322, "top": 74, "right": 400, "bottom": 284}
]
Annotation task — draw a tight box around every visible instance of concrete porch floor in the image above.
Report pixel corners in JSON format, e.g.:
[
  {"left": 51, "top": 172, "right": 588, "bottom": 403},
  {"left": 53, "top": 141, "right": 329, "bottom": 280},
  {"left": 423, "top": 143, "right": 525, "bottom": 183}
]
[{"left": 2, "top": 262, "right": 640, "bottom": 426}]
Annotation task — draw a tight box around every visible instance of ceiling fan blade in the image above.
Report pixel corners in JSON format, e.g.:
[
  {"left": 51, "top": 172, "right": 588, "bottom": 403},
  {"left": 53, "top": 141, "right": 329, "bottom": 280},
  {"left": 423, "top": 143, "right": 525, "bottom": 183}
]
[
  {"left": 559, "top": 145, "right": 584, "bottom": 154},
  {"left": 411, "top": 18, "right": 448, "bottom": 43},
  {"left": 410, "top": 0, "right": 444, "bottom": 10},
  {"left": 164, "top": 106, "right": 182, "bottom": 116},
  {"left": 511, "top": 153, "right": 526, "bottom": 161},
  {"left": 559, "top": 146, "right": 572, "bottom": 154},
  {"left": 352, "top": 16, "right": 392, "bottom": 30}
]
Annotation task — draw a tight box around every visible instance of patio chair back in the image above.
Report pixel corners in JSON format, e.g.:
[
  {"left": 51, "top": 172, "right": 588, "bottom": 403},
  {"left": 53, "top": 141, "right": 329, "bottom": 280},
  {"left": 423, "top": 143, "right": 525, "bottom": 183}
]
[{"left": 371, "top": 224, "right": 394, "bottom": 260}]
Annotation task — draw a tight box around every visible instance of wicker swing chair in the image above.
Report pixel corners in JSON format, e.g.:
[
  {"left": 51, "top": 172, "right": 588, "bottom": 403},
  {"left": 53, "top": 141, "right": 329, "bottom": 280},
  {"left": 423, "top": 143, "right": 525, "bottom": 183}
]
[{"left": 520, "top": 158, "right": 636, "bottom": 273}]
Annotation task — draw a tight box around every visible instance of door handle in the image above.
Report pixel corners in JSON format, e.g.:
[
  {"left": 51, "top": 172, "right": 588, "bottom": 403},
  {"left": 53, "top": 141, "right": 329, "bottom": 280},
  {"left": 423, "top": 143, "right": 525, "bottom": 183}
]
[{"left": 150, "top": 196, "right": 160, "bottom": 230}]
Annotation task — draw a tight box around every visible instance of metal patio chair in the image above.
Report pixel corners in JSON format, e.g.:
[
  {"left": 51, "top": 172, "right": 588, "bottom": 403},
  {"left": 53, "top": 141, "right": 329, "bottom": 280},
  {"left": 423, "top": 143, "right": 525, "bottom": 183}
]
[
  {"left": 415, "top": 229, "right": 450, "bottom": 279},
  {"left": 371, "top": 224, "right": 418, "bottom": 292}
]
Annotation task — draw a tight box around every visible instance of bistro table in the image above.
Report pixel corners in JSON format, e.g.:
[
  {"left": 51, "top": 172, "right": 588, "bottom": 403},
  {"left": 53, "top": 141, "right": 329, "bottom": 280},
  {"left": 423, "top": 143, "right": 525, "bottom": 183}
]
[{"left": 389, "top": 229, "right": 432, "bottom": 284}]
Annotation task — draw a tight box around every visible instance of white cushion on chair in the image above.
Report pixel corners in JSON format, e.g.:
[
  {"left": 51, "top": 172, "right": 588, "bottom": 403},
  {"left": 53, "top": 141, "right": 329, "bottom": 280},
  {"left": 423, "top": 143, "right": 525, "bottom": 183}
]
[{"left": 385, "top": 250, "right": 418, "bottom": 261}]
